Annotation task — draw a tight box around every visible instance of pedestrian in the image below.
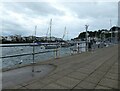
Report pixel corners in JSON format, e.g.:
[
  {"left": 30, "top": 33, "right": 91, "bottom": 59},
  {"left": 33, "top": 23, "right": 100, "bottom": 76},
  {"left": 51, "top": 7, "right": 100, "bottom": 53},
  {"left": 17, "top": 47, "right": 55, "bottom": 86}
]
[
  {"left": 92, "top": 39, "right": 96, "bottom": 51},
  {"left": 88, "top": 41, "right": 92, "bottom": 51},
  {"left": 77, "top": 43, "right": 80, "bottom": 53}
]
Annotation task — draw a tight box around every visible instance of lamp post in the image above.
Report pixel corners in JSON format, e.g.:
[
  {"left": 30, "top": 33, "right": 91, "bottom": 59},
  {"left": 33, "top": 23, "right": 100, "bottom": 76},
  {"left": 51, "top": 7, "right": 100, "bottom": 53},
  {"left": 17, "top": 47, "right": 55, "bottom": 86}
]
[
  {"left": 110, "top": 19, "right": 113, "bottom": 43},
  {"left": 85, "top": 25, "right": 89, "bottom": 52},
  {"left": 115, "top": 27, "right": 118, "bottom": 44},
  {"left": 32, "top": 25, "right": 37, "bottom": 73},
  {"left": 102, "top": 31, "right": 106, "bottom": 42},
  {"left": 111, "top": 29, "right": 113, "bottom": 43},
  {"left": 50, "top": 19, "right": 52, "bottom": 42},
  {"left": 109, "top": 31, "right": 112, "bottom": 43}
]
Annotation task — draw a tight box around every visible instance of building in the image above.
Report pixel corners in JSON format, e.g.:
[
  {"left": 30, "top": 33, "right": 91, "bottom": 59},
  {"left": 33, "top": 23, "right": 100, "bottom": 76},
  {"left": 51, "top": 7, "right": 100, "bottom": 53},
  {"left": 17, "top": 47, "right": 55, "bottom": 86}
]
[{"left": 118, "top": 1, "right": 120, "bottom": 26}]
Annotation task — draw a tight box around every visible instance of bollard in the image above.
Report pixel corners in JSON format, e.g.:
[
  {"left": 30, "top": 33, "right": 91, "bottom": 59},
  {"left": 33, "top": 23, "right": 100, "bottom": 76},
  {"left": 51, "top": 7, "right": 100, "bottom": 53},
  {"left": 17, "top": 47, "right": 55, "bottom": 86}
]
[
  {"left": 54, "top": 48, "right": 58, "bottom": 59},
  {"left": 58, "top": 48, "right": 60, "bottom": 58},
  {"left": 78, "top": 46, "right": 80, "bottom": 53},
  {"left": 70, "top": 48, "right": 72, "bottom": 55},
  {"left": 54, "top": 49, "right": 56, "bottom": 58},
  {"left": 54, "top": 48, "right": 60, "bottom": 59}
]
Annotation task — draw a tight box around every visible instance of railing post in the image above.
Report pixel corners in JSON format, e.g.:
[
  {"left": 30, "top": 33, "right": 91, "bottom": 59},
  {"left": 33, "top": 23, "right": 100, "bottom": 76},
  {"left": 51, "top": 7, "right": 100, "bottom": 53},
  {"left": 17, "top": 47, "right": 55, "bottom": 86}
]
[
  {"left": 54, "top": 47, "right": 60, "bottom": 59},
  {"left": 58, "top": 47, "right": 60, "bottom": 58},
  {"left": 32, "top": 42, "right": 35, "bottom": 72},
  {"left": 70, "top": 48, "right": 72, "bottom": 55},
  {"left": 77, "top": 43, "right": 80, "bottom": 53},
  {"left": 54, "top": 48, "right": 57, "bottom": 58}
]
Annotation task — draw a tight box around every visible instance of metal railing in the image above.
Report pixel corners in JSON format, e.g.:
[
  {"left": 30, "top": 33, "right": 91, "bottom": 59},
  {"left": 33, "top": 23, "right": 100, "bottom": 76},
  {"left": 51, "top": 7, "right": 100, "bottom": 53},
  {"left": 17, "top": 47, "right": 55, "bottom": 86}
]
[
  {"left": 1, "top": 50, "right": 57, "bottom": 59},
  {"left": 1, "top": 41, "right": 112, "bottom": 70},
  {"left": 1, "top": 44, "right": 61, "bottom": 70}
]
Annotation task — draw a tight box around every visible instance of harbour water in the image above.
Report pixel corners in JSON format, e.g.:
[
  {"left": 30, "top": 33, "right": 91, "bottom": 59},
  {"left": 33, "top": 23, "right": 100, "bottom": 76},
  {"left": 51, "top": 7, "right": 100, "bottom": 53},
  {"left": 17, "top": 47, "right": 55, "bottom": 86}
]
[{"left": 1, "top": 43, "right": 86, "bottom": 69}]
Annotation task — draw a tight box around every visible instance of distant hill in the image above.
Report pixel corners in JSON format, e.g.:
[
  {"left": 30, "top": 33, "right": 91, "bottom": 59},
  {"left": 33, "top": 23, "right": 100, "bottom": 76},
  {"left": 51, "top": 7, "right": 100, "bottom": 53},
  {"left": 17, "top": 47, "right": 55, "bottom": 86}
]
[{"left": 73, "top": 26, "right": 120, "bottom": 41}]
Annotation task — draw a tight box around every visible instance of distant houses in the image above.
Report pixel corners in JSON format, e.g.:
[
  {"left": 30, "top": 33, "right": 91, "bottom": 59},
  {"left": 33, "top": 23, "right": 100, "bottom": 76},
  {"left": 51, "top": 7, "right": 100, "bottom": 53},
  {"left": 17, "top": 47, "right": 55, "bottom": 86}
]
[
  {"left": 1, "top": 35, "right": 64, "bottom": 44},
  {"left": 72, "top": 26, "right": 120, "bottom": 42},
  {"left": 1, "top": 26, "right": 119, "bottom": 44}
]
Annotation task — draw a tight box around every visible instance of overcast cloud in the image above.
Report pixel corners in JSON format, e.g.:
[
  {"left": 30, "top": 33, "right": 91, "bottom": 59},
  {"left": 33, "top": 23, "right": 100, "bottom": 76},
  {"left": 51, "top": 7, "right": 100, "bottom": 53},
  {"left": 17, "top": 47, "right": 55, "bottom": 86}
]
[{"left": 1, "top": 1, "right": 118, "bottom": 39}]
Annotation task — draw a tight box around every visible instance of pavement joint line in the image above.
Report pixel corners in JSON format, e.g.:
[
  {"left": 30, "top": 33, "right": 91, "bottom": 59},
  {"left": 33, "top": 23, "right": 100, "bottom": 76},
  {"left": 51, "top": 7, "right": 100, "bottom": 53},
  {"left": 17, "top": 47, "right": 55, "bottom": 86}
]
[
  {"left": 50, "top": 81, "right": 70, "bottom": 89},
  {"left": 71, "top": 65, "right": 100, "bottom": 89},
  {"left": 19, "top": 80, "right": 36, "bottom": 87},
  {"left": 48, "top": 52, "right": 102, "bottom": 77},
  {"left": 42, "top": 51, "right": 106, "bottom": 89},
  {"left": 54, "top": 52, "right": 91, "bottom": 66},
  {"left": 96, "top": 84, "right": 116, "bottom": 89},
  {"left": 72, "top": 51, "right": 117, "bottom": 89},
  {"left": 64, "top": 53, "right": 104, "bottom": 78},
  {"left": 95, "top": 84, "right": 112, "bottom": 89},
  {"left": 18, "top": 86, "right": 29, "bottom": 89},
  {"left": 40, "top": 77, "right": 69, "bottom": 89},
  {"left": 39, "top": 71, "right": 75, "bottom": 88},
  {"left": 94, "top": 54, "right": 117, "bottom": 89},
  {"left": 71, "top": 72, "right": 92, "bottom": 89}
]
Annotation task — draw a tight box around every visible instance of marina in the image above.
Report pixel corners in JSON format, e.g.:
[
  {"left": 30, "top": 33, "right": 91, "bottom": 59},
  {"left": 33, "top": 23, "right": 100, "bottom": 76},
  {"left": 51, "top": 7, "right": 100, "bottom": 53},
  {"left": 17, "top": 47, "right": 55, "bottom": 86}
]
[
  {"left": 1, "top": 1, "right": 120, "bottom": 90},
  {"left": 1, "top": 42, "right": 86, "bottom": 70},
  {"left": 1, "top": 23, "right": 119, "bottom": 89},
  {"left": 2, "top": 44, "right": 119, "bottom": 89}
]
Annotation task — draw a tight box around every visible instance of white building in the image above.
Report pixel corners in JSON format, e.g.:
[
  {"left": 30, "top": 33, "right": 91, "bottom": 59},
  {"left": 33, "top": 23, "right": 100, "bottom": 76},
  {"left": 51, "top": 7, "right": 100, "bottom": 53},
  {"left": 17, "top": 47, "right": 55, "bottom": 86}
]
[{"left": 6, "top": 36, "right": 12, "bottom": 41}]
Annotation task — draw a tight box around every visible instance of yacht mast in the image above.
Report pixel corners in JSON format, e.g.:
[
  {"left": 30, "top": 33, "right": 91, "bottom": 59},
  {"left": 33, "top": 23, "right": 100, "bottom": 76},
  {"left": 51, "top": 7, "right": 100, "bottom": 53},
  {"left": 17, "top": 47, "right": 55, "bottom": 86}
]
[
  {"left": 50, "top": 19, "right": 52, "bottom": 41},
  {"left": 62, "top": 26, "right": 66, "bottom": 39}
]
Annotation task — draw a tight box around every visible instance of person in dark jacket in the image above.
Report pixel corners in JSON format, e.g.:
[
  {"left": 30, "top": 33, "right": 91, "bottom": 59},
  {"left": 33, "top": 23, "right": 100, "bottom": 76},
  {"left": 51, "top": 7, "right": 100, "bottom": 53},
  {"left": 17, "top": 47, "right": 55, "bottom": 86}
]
[{"left": 88, "top": 40, "right": 93, "bottom": 51}]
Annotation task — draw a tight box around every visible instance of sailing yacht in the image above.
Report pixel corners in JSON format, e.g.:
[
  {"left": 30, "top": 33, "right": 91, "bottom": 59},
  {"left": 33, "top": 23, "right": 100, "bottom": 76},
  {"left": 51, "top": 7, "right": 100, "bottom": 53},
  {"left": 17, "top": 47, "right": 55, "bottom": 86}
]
[{"left": 44, "top": 19, "right": 60, "bottom": 49}]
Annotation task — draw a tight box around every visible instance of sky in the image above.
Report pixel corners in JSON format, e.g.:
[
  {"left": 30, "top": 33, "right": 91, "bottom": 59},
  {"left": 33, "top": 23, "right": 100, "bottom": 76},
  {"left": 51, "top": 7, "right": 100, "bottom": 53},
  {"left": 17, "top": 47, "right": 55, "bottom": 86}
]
[{"left": 0, "top": 0, "right": 119, "bottom": 40}]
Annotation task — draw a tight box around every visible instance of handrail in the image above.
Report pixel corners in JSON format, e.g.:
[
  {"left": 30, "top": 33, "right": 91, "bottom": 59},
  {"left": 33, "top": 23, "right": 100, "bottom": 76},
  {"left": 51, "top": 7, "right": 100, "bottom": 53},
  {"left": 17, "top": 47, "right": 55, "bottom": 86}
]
[
  {"left": 1, "top": 50, "right": 56, "bottom": 59},
  {"left": 0, "top": 43, "right": 60, "bottom": 47}
]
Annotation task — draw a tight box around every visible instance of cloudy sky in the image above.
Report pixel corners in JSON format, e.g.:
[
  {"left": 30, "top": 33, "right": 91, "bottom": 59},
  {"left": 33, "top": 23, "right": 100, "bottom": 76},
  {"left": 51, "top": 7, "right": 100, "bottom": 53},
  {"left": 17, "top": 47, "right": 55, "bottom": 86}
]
[{"left": 1, "top": 0, "right": 119, "bottom": 39}]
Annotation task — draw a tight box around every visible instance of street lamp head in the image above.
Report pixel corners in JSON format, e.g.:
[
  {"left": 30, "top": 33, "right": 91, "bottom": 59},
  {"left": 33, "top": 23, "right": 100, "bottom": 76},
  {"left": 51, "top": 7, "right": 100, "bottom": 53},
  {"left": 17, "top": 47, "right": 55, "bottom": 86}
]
[
  {"left": 85, "top": 25, "right": 89, "bottom": 27},
  {"left": 85, "top": 25, "right": 89, "bottom": 30}
]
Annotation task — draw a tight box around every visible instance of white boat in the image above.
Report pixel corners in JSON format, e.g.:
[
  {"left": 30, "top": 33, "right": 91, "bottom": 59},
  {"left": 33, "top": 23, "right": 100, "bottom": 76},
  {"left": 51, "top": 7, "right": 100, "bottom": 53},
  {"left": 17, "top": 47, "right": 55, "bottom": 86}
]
[{"left": 44, "top": 45, "right": 59, "bottom": 49}]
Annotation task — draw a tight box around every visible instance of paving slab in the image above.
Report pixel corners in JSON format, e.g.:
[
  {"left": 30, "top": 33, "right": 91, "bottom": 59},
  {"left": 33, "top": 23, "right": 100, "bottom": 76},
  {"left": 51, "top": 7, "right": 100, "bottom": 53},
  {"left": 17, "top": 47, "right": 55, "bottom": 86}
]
[
  {"left": 89, "top": 71, "right": 105, "bottom": 79},
  {"left": 25, "top": 81, "right": 46, "bottom": 89},
  {"left": 75, "top": 81, "right": 96, "bottom": 89},
  {"left": 67, "top": 71, "right": 88, "bottom": 80},
  {"left": 18, "top": 87, "right": 28, "bottom": 89},
  {"left": 73, "top": 86, "right": 84, "bottom": 89},
  {"left": 105, "top": 72, "right": 118, "bottom": 81},
  {"left": 42, "top": 83, "right": 68, "bottom": 89},
  {"left": 99, "top": 78, "right": 118, "bottom": 89},
  {"left": 84, "top": 76, "right": 102, "bottom": 84},
  {"left": 48, "top": 73, "right": 64, "bottom": 80},
  {"left": 76, "top": 68, "right": 94, "bottom": 75},
  {"left": 108, "top": 68, "right": 119, "bottom": 74},
  {"left": 55, "top": 76, "right": 80, "bottom": 89},
  {"left": 95, "top": 85, "right": 111, "bottom": 89},
  {"left": 39, "top": 77, "right": 55, "bottom": 85}
]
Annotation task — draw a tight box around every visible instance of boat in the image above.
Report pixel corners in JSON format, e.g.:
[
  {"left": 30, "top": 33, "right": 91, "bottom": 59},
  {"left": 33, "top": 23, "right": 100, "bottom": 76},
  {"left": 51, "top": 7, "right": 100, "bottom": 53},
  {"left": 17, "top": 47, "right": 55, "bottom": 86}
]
[
  {"left": 44, "top": 44, "right": 59, "bottom": 49},
  {"left": 44, "top": 19, "right": 60, "bottom": 49},
  {"left": 36, "top": 42, "right": 60, "bottom": 49}
]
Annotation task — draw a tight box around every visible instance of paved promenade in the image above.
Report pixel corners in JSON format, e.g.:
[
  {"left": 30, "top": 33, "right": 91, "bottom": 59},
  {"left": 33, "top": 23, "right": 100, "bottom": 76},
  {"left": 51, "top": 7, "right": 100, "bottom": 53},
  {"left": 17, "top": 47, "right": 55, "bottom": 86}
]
[{"left": 2, "top": 45, "right": 119, "bottom": 89}]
